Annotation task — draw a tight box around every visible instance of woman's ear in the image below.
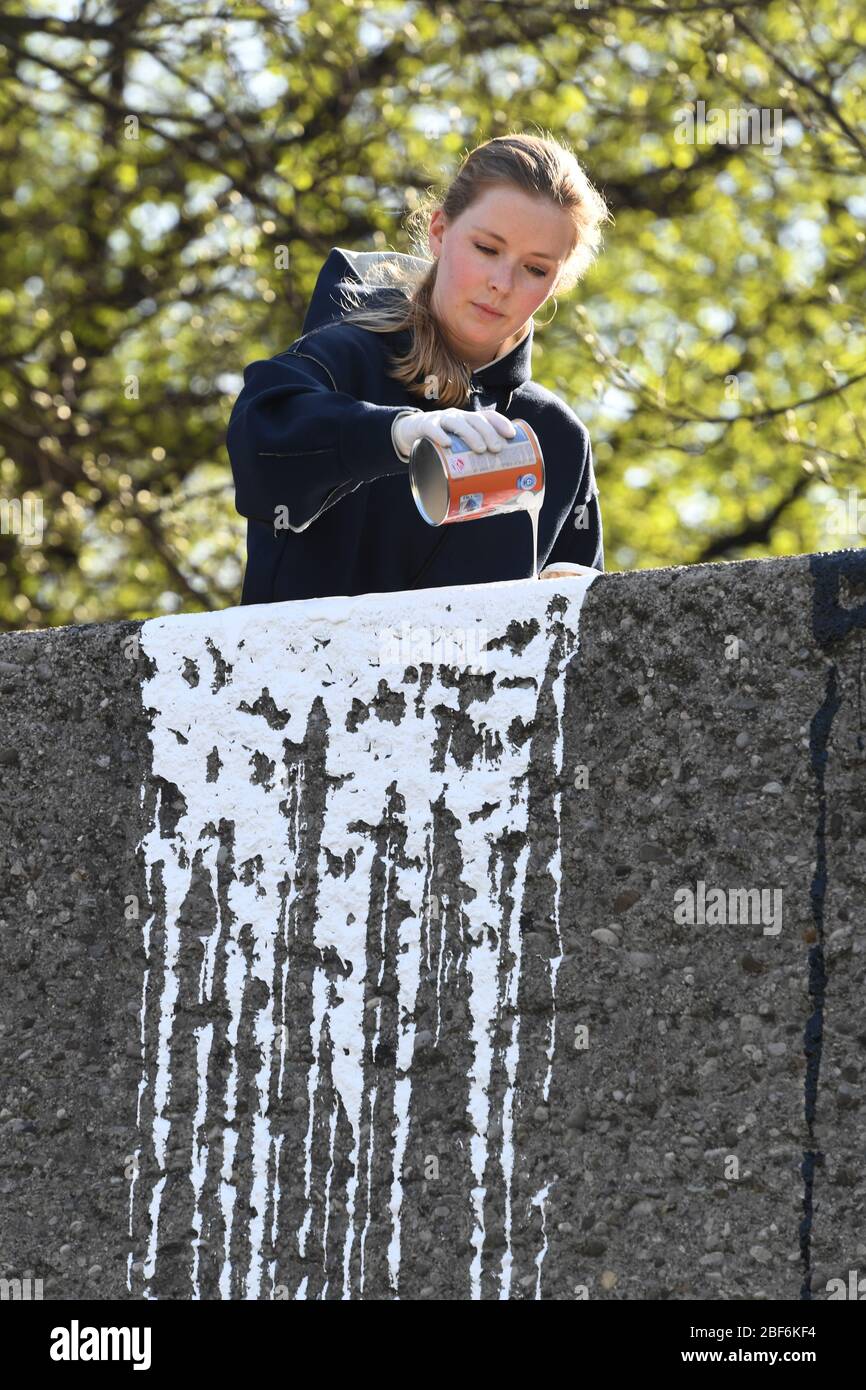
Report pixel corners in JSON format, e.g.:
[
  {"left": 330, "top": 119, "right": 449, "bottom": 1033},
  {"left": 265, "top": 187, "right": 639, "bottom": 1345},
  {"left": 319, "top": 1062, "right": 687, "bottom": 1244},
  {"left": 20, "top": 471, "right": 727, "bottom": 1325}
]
[{"left": 428, "top": 208, "right": 446, "bottom": 259}]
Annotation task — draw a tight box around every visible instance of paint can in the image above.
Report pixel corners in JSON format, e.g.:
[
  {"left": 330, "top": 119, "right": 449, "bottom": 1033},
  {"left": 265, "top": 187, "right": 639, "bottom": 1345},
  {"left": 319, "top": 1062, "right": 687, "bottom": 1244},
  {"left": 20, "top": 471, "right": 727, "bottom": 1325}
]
[{"left": 408, "top": 418, "right": 544, "bottom": 526}]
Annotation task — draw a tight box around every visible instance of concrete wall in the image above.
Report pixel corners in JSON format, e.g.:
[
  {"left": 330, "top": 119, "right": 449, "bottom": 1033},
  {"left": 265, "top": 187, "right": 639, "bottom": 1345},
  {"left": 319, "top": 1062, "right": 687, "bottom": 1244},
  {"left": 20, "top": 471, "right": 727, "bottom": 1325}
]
[{"left": 1, "top": 549, "right": 864, "bottom": 1301}]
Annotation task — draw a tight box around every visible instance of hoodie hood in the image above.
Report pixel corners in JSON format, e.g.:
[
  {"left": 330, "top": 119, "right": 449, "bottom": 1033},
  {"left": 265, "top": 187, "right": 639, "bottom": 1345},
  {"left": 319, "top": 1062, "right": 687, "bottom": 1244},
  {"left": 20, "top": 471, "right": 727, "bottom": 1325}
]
[{"left": 301, "top": 246, "right": 534, "bottom": 390}]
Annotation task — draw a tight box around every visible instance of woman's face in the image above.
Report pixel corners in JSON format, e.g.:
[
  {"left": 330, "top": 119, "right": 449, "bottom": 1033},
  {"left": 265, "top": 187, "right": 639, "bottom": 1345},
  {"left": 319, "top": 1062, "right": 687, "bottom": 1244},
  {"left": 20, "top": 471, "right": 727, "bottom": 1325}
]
[{"left": 428, "top": 186, "right": 574, "bottom": 370}]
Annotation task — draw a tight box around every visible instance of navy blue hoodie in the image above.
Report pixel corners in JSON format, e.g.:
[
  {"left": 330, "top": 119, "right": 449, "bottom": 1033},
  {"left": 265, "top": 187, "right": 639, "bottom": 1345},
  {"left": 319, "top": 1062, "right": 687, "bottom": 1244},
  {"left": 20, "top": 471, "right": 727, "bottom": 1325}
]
[{"left": 227, "top": 247, "right": 604, "bottom": 603}]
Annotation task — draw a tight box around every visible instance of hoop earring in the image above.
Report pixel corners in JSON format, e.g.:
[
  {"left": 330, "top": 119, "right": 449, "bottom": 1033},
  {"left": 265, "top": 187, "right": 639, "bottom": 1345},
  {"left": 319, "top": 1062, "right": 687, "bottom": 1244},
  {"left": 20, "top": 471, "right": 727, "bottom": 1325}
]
[{"left": 534, "top": 297, "right": 558, "bottom": 328}]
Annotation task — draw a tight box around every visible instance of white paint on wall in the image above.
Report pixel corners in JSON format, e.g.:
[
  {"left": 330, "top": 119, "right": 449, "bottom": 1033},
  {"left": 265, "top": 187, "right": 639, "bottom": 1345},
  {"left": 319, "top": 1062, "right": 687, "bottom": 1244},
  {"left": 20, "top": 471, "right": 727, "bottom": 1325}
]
[{"left": 128, "top": 573, "right": 598, "bottom": 1299}]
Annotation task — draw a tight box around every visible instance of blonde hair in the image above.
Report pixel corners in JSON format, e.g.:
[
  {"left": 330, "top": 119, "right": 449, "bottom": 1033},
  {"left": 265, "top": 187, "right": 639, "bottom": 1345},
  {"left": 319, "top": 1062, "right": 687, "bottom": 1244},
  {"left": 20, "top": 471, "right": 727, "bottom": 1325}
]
[{"left": 317, "top": 131, "right": 612, "bottom": 409}]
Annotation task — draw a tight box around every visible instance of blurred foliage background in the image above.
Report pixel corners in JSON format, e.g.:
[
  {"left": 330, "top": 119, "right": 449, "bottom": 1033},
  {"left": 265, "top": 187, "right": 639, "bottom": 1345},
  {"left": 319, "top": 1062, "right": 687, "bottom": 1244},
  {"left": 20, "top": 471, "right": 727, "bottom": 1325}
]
[{"left": 0, "top": 0, "right": 864, "bottom": 631}]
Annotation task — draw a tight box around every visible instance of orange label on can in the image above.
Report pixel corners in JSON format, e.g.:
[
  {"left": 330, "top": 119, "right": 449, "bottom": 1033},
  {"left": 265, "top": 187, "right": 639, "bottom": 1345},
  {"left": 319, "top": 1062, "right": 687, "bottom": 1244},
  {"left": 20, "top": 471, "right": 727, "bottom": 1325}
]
[{"left": 443, "top": 420, "right": 544, "bottom": 523}]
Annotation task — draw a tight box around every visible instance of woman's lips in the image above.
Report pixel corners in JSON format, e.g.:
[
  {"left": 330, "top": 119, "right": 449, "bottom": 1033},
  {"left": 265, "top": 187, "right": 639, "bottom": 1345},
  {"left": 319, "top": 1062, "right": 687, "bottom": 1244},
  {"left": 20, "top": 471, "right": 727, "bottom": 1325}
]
[{"left": 473, "top": 302, "right": 505, "bottom": 319}]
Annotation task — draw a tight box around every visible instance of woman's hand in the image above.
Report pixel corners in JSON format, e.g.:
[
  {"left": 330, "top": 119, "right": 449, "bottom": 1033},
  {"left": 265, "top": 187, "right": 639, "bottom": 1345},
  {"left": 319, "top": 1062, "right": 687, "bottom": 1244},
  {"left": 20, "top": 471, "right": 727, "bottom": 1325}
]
[{"left": 394, "top": 407, "right": 517, "bottom": 458}]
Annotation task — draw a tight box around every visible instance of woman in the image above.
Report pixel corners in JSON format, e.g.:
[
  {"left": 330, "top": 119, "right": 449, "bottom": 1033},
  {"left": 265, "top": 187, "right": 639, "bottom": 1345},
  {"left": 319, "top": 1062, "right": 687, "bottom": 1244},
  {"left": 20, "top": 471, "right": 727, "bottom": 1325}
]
[{"left": 227, "top": 132, "right": 611, "bottom": 605}]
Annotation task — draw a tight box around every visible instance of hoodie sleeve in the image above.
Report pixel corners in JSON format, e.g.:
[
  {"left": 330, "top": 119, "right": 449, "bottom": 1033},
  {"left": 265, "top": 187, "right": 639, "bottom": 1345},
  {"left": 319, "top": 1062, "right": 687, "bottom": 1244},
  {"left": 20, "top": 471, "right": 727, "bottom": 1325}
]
[
  {"left": 544, "top": 430, "right": 605, "bottom": 573},
  {"left": 227, "top": 334, "right": 420, "bottom": 533}
]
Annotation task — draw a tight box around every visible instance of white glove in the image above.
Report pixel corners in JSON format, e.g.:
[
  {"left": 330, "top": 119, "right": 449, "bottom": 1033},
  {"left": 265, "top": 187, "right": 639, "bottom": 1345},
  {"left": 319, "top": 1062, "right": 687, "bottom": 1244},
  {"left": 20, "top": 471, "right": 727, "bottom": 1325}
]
[
  {"left": 392, "top": 407, "right": 517, "bottom": 462},
  {"left": 539, "top": 563, "right": 599, "bottom": 580}
]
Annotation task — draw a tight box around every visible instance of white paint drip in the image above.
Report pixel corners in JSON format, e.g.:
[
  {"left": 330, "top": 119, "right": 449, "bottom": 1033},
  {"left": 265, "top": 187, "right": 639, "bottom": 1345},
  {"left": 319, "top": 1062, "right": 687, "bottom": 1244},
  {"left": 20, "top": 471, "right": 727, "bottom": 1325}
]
[
  {"left": 129, "top": 573, "right": 597, "bottom": 1299},
  {"left": 531, "top": 1176, "right": 558, "bottom": 1301},
  {"left": 544, "top": 630, "right": 572, "bottom": 1106},
  {"left": 497, "top": 838, "right": 530, "bottom": 1301}
]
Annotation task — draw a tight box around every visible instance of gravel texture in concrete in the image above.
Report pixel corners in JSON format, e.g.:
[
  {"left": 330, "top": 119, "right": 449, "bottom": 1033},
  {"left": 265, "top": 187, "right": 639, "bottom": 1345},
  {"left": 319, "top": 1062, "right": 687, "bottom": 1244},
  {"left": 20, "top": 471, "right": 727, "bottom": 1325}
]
[{"left": 1, "top": 549, "right": 864, "bottom": 1301}]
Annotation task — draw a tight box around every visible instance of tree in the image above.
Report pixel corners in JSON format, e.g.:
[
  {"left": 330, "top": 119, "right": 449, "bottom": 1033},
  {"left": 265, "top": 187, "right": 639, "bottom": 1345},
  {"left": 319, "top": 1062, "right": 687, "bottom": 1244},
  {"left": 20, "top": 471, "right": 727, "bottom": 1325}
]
[{"left": 0, "top": 0, "right": 863, "bottom": 630}]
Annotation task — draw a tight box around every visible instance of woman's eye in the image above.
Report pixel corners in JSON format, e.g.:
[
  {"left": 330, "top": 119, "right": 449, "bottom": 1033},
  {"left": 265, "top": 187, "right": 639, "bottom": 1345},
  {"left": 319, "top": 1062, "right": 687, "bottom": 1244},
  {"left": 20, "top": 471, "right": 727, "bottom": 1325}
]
[{"left": 474, "top": 244, "right": 547, "bottom": 277}]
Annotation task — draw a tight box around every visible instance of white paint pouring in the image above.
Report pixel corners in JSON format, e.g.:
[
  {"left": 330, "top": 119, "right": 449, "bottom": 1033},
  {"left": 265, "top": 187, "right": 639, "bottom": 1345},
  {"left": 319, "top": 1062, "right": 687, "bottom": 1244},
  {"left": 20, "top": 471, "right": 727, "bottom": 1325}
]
[{"left": 128, "top": 572, "right": 598, "bottom": 1299}]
